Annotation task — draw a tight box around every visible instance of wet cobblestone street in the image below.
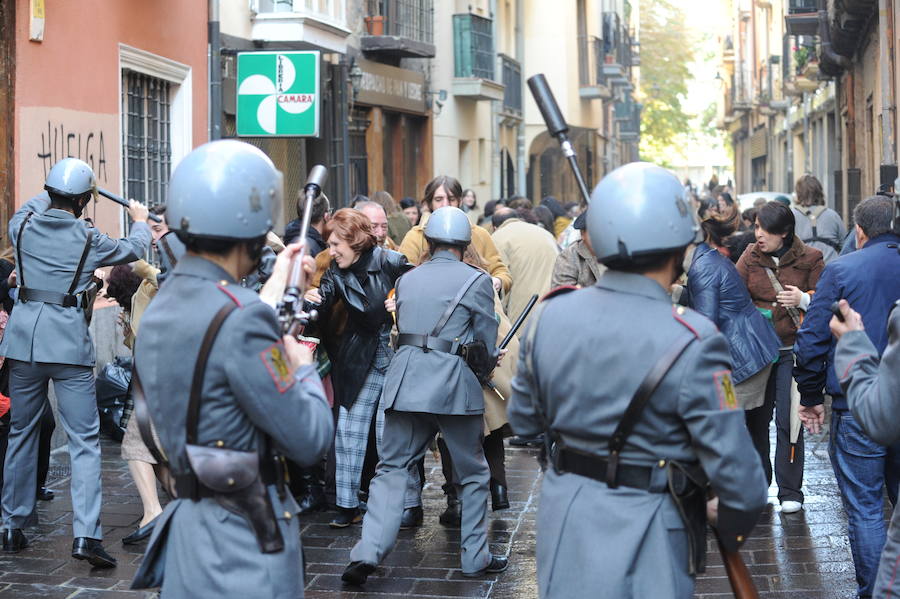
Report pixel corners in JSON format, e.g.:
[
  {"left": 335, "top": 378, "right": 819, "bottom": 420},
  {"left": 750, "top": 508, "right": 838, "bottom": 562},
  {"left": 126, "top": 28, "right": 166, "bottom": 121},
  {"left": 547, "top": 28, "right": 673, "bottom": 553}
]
[{"left": 0, "top": 427, "right": 873, "bottom": 598}]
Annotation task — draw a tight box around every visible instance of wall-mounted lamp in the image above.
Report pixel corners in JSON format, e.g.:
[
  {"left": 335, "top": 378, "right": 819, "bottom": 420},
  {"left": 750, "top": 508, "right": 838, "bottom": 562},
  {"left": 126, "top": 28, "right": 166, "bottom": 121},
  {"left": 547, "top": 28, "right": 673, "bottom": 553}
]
[
  {"left": 425, "top": 89, "right": 448, "bottom": 116},
  {"left": 349, "top": 61, "right": 364, "bottom": 103}
]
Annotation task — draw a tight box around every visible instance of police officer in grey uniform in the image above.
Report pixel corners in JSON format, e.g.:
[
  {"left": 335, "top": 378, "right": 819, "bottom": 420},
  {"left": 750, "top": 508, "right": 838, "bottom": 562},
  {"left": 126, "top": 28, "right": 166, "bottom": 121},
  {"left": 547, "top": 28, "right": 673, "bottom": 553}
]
[
  {"left": 342, "top": 207, "right": 508, "bottom": 585},
  {"left": 130, "top": 140, "right": 333, "bottom": 599},
  {"left": 509, "top": 162, "right": 768, "bottom": 599},
  {"left": 832, "top": 292, "right": 900, "bottom": 596},
  {"left": 1, "top": 158, "right": 151, "bottom": 566}
]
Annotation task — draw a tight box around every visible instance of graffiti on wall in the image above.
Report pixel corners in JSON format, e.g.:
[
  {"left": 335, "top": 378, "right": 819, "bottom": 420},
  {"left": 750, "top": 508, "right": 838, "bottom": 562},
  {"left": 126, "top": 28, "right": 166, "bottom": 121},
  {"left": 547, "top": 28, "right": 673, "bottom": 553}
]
[
  {"left": 18, "top": 107, "right": 121, "bottom": 235},
  {"left": 35, "top": 121, "right": 109, "bottom": 183}
]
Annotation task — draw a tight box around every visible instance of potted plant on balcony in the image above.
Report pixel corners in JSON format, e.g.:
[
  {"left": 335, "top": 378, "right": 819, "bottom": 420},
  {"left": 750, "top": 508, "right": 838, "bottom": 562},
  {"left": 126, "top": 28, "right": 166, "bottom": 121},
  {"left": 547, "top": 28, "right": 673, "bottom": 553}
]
[
  {"left": 364, "top": 1, "right": 385, "bottom": 35},
  {"left": 793, "top": 46, "right": 810, "bottom": 74}
]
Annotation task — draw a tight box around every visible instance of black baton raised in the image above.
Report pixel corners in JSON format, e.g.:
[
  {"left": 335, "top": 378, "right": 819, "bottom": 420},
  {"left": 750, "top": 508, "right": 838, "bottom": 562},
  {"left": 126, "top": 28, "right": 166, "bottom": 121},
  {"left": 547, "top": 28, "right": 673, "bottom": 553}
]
[{"left": 96, "top": 188, "right": 162, "bottom": 222}]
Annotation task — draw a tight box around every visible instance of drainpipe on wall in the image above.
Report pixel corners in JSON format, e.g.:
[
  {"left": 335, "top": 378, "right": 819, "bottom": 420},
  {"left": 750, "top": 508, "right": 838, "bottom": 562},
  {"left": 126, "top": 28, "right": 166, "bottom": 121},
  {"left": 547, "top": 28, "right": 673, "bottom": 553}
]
[
  {"left": 516, "top": 0, "right": 526, "bottom": 196},
  {"left": 490, "top": 0, "right": 501, "bottom": 202},
  {"left": 878, "top": 0, "right": 896, "bottom": 170},
  {"left": 209, "top": 0, "right": 222, "bottom": 141}
]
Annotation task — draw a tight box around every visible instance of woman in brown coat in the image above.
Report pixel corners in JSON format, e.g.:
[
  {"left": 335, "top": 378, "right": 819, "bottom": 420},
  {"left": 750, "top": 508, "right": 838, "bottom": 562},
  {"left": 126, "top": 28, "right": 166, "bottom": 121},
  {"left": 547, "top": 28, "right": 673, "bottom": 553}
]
[{"left": 736, "top": 201, "right": 825, "bottom": 514}]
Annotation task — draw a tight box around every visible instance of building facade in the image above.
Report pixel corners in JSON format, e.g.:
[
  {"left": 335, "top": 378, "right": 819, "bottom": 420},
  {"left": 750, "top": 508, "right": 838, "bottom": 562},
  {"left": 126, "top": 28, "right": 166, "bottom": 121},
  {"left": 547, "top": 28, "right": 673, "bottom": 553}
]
[{"left": 721, "top": 0, "right": 899, "bottom": 222}]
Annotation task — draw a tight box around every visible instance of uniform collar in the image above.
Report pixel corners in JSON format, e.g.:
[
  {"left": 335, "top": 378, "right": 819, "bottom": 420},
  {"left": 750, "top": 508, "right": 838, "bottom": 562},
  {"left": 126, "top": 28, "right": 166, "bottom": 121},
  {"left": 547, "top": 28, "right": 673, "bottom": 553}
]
[
  {"left": 429, "top": 249, "right": 462, "bottom": 262},
  {"left": 173, "top": 254, "right": 238, "bottom": 285},
  {"left": 862, "top": 233, "right": 900, "bottom": 249},
  {"left": 44, "top": 208, "right": 77, "bottom": 220},
  {"left": 596, "top": 270, "right": 671, "bottom": 302}
]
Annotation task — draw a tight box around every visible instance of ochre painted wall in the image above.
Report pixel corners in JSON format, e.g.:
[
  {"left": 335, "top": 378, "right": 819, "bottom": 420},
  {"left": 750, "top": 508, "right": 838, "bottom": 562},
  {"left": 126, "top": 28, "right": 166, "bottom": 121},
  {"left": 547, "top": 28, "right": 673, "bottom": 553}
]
[{"left": 14, "top": 0, "right": 208, "bottom": 234}]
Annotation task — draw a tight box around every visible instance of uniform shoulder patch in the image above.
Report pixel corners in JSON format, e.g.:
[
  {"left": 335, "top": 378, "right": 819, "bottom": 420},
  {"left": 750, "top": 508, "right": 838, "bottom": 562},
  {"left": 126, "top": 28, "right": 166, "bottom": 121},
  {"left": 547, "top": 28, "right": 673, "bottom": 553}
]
[
  {"left": 260, "top": 342, "right": 295, "bottom": 393},
  {"left": 713, "top": 370, "right": 738, "bottom": 411},
  {"left": 541, "top": 285, "right": 578, "bottom": 301}
]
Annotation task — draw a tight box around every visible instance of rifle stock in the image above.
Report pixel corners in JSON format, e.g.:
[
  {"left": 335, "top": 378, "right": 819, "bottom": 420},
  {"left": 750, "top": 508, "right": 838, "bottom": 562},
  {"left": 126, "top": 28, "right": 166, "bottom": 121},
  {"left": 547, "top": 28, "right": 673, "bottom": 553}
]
[{"left": 715, "top": 533, "right": 759, "bottom": 599}]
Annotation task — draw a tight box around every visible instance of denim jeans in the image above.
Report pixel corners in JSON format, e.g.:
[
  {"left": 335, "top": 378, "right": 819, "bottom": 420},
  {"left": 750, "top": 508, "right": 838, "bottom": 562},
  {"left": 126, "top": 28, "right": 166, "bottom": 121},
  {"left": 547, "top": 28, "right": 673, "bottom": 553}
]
[{"left": 829, "top": 409, "right": 900, "bottom": 598}]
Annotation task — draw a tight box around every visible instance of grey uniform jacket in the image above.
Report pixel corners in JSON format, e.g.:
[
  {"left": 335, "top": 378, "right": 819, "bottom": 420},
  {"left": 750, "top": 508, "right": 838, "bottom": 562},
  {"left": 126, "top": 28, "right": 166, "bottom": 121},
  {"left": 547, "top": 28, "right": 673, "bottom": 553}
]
[
  {"left": 131, "top": 255, "right": 333, "bottom": 598},
  {"left": 383, "top": 250, "right": 498, "bottom": 415},
  {"left": 509, "top": 271, "right": 768, "bottom": 598},
  {"left": 1, "top": 193, "right": 151, "bottom": 366},
  {"left": 835, "top": 301, "right": 900, "bottom": 446}
]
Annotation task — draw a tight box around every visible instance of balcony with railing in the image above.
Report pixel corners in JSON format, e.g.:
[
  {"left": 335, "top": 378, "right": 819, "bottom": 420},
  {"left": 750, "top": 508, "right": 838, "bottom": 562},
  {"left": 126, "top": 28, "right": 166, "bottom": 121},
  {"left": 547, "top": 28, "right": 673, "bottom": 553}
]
[
  {"left": 451, "top": 13, "right": 503, "bottom": 101},
  {"left": 361, "top": 0, "right": 435, "bottom": 58},
  {"left": 786, "top": 0, "right": 820, "bottom": 35},
  {"left": 251, "top": 0, "right": 350, "bottom": 52},
  {"left": 600, "top": 12, "right": 632, "bottom": 86},
  {"left": 615, "top": 96, "right": 641, "bottom": 141},
  {"left": 578, "top": 35, "right": 610, "bottom": 99},
  {"left": 500, "top": 54, "right": 522, "bottom": 116}
]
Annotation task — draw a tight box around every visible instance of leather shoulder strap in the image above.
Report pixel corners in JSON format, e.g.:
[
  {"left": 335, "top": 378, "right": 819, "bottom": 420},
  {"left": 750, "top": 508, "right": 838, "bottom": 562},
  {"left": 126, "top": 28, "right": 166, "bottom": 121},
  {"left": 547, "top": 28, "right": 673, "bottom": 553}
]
[
  {"left": 764, "top": 267, "right": 802, "bottom": 328},
  {"left": 68, "top": 228, "right": 94, "bottom": 295},
  {"left": 160, "top": 234, "right": 178, "bottom": 266},
  {"left": 15, "top": 213, "right": 35, "bottom": 288},
  {"left": 186, "top": 302, "right": 238, "bottom": 444},
  {"left": 605, "top": 332, "right": 695, "bottom": 488},
  {"left": 429, "top": 269, "right": 485, "bottom": 338}
]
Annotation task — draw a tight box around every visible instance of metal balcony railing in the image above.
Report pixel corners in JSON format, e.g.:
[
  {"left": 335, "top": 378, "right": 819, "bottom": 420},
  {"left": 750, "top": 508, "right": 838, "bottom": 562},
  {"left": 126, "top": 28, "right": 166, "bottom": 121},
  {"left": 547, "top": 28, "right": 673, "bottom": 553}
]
[
  {"left": 500, "top": 54, "right": 522, "bottom": 114},
  {"left": 578, "top": 35, "right": 603, "bottom": 87},
  {"left": 788, "top": 0, "right": 819, "bottom": 14},
  {"left": 602, "top": 12, "right": 633, "bottom": 68},
  {"left": 366, "top": 0, "right": 433, "bottom": 44},
  {"left": 453, "top": 13, "right": 494, "bottom": 80}
]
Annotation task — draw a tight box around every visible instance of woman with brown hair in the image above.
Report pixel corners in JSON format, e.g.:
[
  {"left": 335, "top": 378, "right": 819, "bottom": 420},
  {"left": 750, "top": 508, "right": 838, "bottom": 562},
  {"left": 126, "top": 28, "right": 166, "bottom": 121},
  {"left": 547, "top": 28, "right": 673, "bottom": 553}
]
[
  {"left": 304, "top": 208, "right": 413, "bottom": 527},
  {"left": 792, "top": 174, "right": 845, "bottom": 263},
  {"left": 736, "top": 201, "right": 825, "bottom": 514}
]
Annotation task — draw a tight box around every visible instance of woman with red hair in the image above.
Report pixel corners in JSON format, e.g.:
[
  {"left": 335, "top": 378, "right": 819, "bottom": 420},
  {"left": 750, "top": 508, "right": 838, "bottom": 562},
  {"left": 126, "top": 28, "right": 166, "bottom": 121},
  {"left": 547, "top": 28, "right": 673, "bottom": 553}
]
[{"left": 304, "top": 208, "right": 413, "bottom": 527}]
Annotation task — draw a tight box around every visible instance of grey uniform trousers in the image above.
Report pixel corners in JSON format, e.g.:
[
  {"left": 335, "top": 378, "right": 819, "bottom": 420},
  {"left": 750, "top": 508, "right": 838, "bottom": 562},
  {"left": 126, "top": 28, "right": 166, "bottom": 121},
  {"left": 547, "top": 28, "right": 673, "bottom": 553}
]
[
  {"left": 2, "top": 360, "right": 102, "bottom": 539},
  {"left": 350, "top": 411, "right": 491, "bottom": 574}
]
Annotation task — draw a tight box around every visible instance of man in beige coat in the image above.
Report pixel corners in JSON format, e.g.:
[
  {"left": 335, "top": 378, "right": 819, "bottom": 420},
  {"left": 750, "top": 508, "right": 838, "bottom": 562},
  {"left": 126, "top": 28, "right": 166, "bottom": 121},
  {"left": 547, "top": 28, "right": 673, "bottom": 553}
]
[{"left": 491, "top": 207, "right": 559, "bottom": 328}]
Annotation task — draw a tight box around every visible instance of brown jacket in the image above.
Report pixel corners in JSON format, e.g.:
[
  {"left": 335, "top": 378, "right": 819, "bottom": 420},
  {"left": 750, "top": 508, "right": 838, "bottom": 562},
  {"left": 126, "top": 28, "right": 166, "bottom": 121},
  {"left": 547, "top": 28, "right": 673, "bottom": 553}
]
[
  {"left": 735, "top": 237, "right": 825, "bottom": 345},
  {"left": 551, "top": 239, "right": 606, "bottom": 289}
]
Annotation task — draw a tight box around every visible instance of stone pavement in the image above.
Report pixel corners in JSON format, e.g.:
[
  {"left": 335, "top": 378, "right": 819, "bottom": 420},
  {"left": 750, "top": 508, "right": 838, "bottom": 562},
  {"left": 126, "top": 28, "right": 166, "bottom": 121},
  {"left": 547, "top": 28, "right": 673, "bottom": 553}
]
[{"left": 0, "top": 428, "right": 870, "bottom": 598}]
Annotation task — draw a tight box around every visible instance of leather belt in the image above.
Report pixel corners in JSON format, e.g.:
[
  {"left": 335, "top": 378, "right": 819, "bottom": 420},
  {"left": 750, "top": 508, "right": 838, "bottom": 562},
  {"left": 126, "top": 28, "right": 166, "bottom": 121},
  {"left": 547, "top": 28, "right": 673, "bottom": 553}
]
[
  {"left": 552, "top": 448, "right": 664, "bottom": 493},
  {"left": 18, "top": 287, "right": 79, "bottom": 307},
  {"left": 397, "top": 333, "right": 459, "bottom": 355}
]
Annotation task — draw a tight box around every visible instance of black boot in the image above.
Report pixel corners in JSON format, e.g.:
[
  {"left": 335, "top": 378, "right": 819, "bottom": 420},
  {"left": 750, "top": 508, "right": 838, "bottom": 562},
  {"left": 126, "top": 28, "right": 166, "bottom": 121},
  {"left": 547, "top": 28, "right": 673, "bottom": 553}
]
[
  {"left": 399, "top": 506, "right": 423, "bottom": 530},
  {"left": 2, "top": 528, "right": 28, "bottom": 553},
  {"left": 438, "top": 487, "right": 461, "bottom": 527},
  {"left": 490, "top": 480, "right": 510, "bottom": 511},
  {"left": 329, "top": 506, "right": 361, "bottom": 529},
  {"left": 295, "top": 465, "right": 327, "bottom": 514}
]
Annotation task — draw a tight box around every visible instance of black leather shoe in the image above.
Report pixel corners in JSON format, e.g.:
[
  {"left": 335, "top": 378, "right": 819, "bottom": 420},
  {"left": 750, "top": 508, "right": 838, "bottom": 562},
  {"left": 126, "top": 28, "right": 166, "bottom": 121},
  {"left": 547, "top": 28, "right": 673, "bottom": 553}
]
[
  {"left": 296, "top": 488, "right": 327, "bottom": 514},
  {"left": 341, "top": 560, "right": 376, "bottom": 586},
  {"left": 36, "top": 487, "right": 55, "bottom": 501},
  {"left": 438, "top": 498, "right": 461, "bottom": 527},
  {"left": 72, "top": 538, "right": 117, "bottom": 568},
  {"left": 2, "top": 528, "right": 28, "bottom": 553},
  {"left": 121, "top": 518, "right": 157, "bottom": 545},
  {"left": 399, "top": 506, "right": 423, "bottom": 530},
  {"left": 491, "top": 481, "right": 510, "bottom": 511},
  {"left": 462, "top": 555, "right": 509, "bottom": 577},
  {"left": 329, "top": 507, "right": 361, "bottom": 529}
]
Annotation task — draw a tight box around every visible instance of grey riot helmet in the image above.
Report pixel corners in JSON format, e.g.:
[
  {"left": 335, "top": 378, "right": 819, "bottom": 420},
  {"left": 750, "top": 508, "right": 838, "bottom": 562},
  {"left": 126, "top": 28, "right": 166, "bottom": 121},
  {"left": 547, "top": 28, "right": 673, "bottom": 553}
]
[
  {"left": 167, "top": 140, "right": 282, "bottom": 240},
  {"left": 424, "top": 206, "right": 472, "bottom": 247},
  {"left": 44, "top": 158, "right": 95, "bottom": 198},
  {"left": 587, "top": 162, "right": 701, "bottom": 266}
]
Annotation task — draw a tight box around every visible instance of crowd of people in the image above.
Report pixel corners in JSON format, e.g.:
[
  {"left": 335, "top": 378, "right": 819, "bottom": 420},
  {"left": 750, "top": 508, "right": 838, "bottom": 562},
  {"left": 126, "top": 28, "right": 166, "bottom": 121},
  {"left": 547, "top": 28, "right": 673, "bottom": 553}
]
[{"left": 1, "top": 147, "right": 899, "bottom": 599}]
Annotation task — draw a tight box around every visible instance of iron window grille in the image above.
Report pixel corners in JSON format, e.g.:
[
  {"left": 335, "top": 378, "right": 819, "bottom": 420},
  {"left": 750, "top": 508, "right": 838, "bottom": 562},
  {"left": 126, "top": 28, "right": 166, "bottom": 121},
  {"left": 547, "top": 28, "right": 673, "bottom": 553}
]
[
  {"left": 500, "top": 54, "right": 522, "bottom": 114},
  {"left": 367, "top": 0, "right": 433, "bottom": 44},
  {"left": 453, "top": 13, "right": 494, "bottom": 80},
  {"left": 122, "top": 71, "right": 171, "bottom": 213}
]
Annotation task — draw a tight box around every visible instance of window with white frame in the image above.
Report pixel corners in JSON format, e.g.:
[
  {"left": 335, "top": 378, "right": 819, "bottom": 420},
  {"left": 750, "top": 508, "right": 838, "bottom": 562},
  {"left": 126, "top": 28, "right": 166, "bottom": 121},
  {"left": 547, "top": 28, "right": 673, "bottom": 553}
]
[{"left": 118, "top": 45, "right": 192, "bottom": 214}]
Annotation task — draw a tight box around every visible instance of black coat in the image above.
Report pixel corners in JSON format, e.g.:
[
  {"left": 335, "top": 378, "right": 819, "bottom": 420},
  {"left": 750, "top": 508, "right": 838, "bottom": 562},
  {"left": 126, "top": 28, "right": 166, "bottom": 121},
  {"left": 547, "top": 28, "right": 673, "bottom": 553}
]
[{"left": 314, "top": 246, "right": 412, "bottom": 409}]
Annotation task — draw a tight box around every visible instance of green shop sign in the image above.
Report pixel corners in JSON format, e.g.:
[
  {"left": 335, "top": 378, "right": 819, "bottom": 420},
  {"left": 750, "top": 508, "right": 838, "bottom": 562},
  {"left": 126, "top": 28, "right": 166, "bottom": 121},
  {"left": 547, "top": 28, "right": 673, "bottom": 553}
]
[{"left": 236, "top": 51, "right": 320, "bottom": 137}]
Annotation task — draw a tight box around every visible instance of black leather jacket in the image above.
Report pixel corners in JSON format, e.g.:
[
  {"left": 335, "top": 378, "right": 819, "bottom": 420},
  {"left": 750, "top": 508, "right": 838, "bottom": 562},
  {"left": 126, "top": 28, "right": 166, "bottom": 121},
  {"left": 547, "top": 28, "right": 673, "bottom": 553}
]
[{"left": 313, "top": 246, "right": 413, "bottom": 409}]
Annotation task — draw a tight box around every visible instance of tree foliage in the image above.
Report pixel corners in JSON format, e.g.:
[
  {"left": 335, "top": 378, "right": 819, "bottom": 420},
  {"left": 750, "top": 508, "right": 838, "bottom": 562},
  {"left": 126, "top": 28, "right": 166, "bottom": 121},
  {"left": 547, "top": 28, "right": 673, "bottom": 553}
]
[{"left": 638, "top": 0, "right": 697, "bottom": 163}]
